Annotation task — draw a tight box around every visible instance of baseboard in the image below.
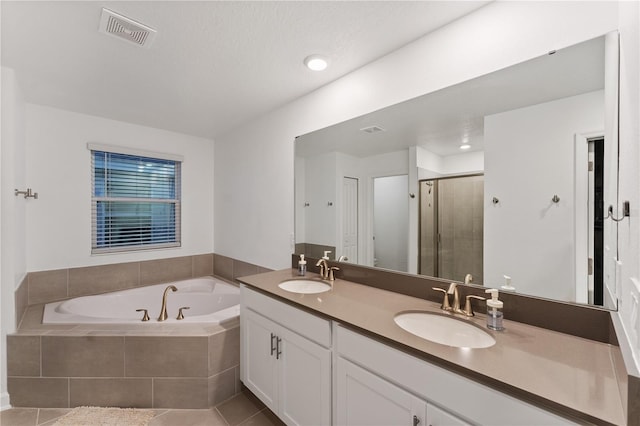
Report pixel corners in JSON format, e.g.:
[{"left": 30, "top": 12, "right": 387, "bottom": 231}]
[{"left": 0, "top": 391, "right": 11, "bottom": 410}]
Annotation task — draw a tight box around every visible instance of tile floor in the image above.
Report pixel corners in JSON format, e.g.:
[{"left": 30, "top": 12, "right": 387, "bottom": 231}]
[{"left": 0, "top": 391, "right": 284, "bottom": 426}]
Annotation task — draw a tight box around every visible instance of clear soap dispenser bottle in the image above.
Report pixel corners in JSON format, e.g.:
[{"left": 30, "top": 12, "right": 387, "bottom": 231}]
[{"left": 485, "top": 289, "right": 504, "bottom": 331}]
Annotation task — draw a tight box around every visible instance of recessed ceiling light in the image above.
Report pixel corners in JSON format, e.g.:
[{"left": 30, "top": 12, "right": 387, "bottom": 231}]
[
  {"left": 304, "top": 55, "right": 328, "bottom": 71},
  {"left": 460, "top": 144, "right": 471, "bottom": 150}
]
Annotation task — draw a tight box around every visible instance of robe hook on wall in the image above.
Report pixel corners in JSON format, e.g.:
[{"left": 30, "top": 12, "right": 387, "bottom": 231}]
[
  {"left": 15, "top": 188, "right": 38, "bottom": 199},
  {"left": 552, "top": 195, "right": 560, "bottom": 203}
]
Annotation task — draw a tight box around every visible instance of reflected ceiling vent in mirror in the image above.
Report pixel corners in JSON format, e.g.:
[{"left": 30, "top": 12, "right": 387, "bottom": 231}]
[
  {"left": 99, "top": 8, "right": 157, "bottom": 48},
  {"left": 360, "top": 125, "right": 386, "bottom": 134}
]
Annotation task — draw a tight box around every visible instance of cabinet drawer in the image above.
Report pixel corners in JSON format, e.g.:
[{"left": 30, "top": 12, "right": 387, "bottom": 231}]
[{"left": 241, "top": 285, "right": 331, "bottom": 348}]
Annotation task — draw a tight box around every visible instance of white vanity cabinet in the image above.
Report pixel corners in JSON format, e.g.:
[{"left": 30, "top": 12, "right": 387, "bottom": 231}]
[
  {"left": 337, "top": 356, "right": 470, "bottom": 426},
  {"left": 240, "top": 285, "right": 332, "bottom": 426},
  {"left": 240, "top": 282, "right": 580, "bottom": 425},
  {"left": 337, "top": 357, "right": 469, "bottom": 426},
  {"left": 336, "top": 325, "right": 577, "bottom": 426}
]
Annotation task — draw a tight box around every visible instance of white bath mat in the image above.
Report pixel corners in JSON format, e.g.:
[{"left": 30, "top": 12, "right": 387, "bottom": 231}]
[{"left": 52, "top": 406, "right": 155, "bottom": 426}]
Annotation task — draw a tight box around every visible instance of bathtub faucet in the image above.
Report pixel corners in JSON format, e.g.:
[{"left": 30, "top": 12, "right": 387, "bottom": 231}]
[{"left": 158, "top": 285, "right": 178, "bottom": 321}]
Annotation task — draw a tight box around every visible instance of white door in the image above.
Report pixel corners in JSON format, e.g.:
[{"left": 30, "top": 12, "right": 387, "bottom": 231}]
[
  {"left": 373, "top": 175, "right": 409, "bottom": 272},
  {"left": 242, "top": 309, "right": 278, "bottom": 413},
  {"left": 336, "top": 357, "right": 427, "bottom": 426},
  {"left": 279, "top": 328, "right": 332, "bottom": 426},
  {"left": 342, "top": 177, "right": 358, "bottom": 263}
]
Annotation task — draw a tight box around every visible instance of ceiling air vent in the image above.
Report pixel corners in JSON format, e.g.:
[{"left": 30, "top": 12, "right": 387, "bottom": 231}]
[
  {"left": 99, "top": 8, "right": 157, "bottom": 48},
  {"left": 360, "top": 125, "right": 386, "bottom": 134}
]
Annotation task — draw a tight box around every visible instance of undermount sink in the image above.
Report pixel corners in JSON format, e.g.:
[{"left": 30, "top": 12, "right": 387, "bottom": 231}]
[
  {"left": 394, "top": 311, "right": 495, "bottom": 349},
  {"left": 278, "top": 279, "right": 331, "bottom": 294}
]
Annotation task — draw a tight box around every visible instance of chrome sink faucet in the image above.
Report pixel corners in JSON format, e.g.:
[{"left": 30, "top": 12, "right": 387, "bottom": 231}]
[{"left": 158, "top": 285, "right": 177, "bottom": 321}]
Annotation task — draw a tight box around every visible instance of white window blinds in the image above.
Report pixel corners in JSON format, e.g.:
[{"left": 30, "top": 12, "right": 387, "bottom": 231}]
[{"left": 91, "top": 149, "right": 181, "bottom": 253}]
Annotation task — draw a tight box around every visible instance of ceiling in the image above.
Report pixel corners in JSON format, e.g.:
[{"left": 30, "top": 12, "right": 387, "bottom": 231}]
[
  {"left": 1, "top": 1, "right": 490, "bottom": 140},
  {"left": 295, "top": 35, "right": 605, "bottom": 158}
]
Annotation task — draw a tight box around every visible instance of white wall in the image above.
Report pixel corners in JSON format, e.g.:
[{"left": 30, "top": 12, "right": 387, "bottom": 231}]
[
  {"left": 24, "top": 104, "right": 215, "bottom": 271},
  {"left": 1, "top": 67, "right": 27, "bottom": 409},
  {"left": 215, "top": 0, "right": 640, "bottom": 367},
  {"left": 303, "top": 152, "right": 337, "bottom": 246},
  {"left": 483, "top": 91, "right": 604, "bottom": 302},
  {"left": 616, "top": 0, "right": 640, "bottom": 370},
  {"left": 298, "top": 149, "right": 408, "bottom": 265},
  {"left": 215, "top": 1, "right": 618, "bottom": 271},
  {"left": 373, "top": 175, "right": 408, "bottom": 271}
]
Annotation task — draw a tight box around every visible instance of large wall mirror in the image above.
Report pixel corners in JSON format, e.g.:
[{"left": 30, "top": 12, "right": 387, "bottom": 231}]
[{"left": 295, "top": 32, "right": 620, "bottom": 309}]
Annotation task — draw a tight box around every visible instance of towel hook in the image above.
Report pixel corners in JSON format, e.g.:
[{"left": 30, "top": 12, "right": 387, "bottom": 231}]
[
  {"left": 552, "top": 195, "right": 560, "bottom": 203},
  {"left": 14, "top": 188, "right": 38, "bottom": 199}
]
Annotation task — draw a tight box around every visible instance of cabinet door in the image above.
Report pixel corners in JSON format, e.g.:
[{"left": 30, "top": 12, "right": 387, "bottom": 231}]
[
  {"left": 336, "top": 357, "right": 427, "bottom": 426},
  {"left": 242, "top": 309, "right": 279, "bottom": 413},
  {"left": 427, "top": 404, "right": 471, "bottom": 426},
  {"left": 279, "top": 326, "right": 332, "bottom": 426}
]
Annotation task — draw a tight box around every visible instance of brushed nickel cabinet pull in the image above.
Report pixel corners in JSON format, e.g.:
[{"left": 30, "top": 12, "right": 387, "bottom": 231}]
[{"left": 270, "top": 333, "right": 276, "bottom": 356}]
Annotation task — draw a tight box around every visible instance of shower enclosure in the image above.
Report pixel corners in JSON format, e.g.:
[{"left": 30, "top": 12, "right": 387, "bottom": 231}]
[{"left": 419, "top": 175, "right": 484, "bottom": 283}]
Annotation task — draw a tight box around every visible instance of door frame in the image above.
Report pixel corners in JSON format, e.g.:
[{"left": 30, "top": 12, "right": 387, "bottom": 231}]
[{"left": 574, "top": 130, "right": 604, "bottom": 305}]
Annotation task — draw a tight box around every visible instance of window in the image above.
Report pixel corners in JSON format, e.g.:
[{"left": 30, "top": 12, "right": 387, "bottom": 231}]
[{"left": 90, "top": 145, "right": 182, "bottom": 253}]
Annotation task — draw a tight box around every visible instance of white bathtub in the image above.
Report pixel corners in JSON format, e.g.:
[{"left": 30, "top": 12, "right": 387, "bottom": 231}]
[{"left": 42, "top": 277, "right": 240, "bottom": 324}]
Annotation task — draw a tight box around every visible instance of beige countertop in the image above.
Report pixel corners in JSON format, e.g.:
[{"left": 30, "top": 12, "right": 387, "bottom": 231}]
[{"left": 238, "top": 269, "right": 625, "bottom": 426}]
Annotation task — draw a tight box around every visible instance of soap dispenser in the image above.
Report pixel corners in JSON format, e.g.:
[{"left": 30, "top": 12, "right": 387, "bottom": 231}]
[
  {"left": 485, "top": 289, "right": 504, "bottom": 331},
  {"left": 298, "top": 254, "right": 307, "bottom": 276},
  {"left": 501, "top": 275, "right": 515, "bottom": 292}
]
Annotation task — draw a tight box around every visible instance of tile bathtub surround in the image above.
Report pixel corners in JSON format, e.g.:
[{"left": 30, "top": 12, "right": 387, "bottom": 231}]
[
  {"left": 17, "top": 253, "right": 269, "bottom": 323},
  {"left": 68, "top": 263, "right": 139, "bottom": 298},
  {"left": 140, "top": 256, "right": 193, "bottom": 286},
  {"left": 14, "top": 275, "right": 28, "bottom": 330},
  {"left": 27, "top": 269, "right": 68, "bottom": 305},
  {"left": 7, "top": 318, "right": 241, "bottom": 409},
  {"left": 213, "top": 254, "right": 273, "bottom": 283},
  {"left": 7, "top": 253, "right": 258, "bottom": 411}
]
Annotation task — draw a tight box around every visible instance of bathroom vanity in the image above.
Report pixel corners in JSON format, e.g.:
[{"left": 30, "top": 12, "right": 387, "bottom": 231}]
[{"left": 239, "top": 269, "right": 625, "bottom": 425}]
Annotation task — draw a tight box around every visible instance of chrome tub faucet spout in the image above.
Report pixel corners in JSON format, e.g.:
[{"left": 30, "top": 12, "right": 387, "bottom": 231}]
[{"left": 158, "top": 285, "right": 178, "bottom": 321}]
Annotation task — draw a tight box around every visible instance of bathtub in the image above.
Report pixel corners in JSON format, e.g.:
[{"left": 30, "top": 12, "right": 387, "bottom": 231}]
[{"left": 42, "top": 277, "right": 240, "bottom": 324}]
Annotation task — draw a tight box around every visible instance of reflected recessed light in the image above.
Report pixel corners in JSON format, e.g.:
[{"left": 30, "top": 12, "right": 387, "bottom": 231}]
[
  {"left": 460, "top": 144, "right": 471, "bottom": 150},
  {"left": 304, "top": 55, "right": 328, "bottom": 71}
]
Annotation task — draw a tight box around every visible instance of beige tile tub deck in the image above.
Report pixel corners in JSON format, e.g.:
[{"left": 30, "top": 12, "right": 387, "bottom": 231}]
[{"left": 8, "top": 307, "right": 240, "bottom": 410}]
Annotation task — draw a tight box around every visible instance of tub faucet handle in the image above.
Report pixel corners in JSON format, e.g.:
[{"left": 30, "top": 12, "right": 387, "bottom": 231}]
[
  {"left": 135, "top": 309, "right": 150, "bottom": 322},
  {"left": 177, "top": 306, "right": 190, "bottom": 320}
]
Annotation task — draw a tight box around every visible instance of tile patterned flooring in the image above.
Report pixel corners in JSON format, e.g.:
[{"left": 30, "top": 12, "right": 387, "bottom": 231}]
[{"left": 0, "top": 391, "right": 284, "bottom": 426}]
